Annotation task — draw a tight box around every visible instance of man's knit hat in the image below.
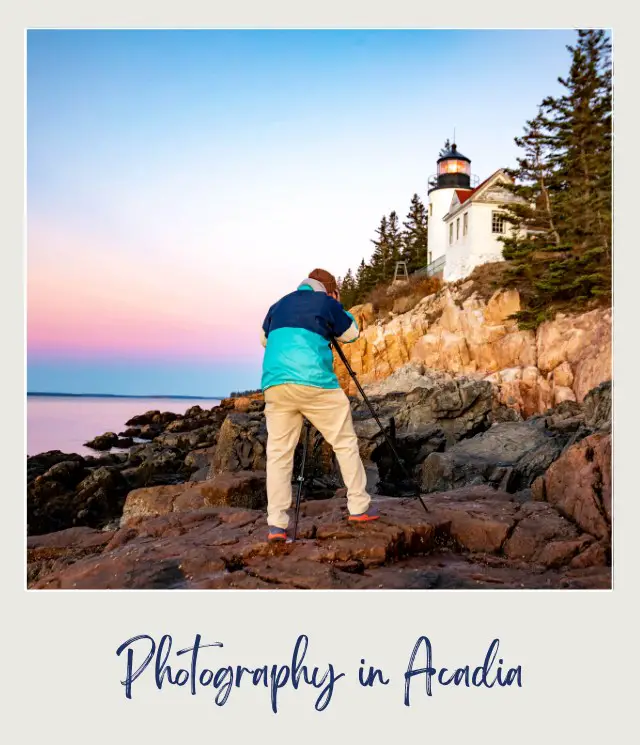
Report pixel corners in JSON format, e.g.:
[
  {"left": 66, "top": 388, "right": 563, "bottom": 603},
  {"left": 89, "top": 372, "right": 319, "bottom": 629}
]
[{"left": 308, "top": 268, "right": 338, "bottom": 295}]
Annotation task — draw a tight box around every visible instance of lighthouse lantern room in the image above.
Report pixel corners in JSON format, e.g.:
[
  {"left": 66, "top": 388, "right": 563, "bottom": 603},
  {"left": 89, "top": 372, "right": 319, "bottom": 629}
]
[{"left": 435, "top": 144, "right": 472, "bottom": 188}]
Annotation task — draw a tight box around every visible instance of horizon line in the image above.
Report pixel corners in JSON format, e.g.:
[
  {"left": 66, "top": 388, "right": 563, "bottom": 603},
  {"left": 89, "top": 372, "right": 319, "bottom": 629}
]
[{"left": 27, "top": 391, "right": 225, "bottom": 400}]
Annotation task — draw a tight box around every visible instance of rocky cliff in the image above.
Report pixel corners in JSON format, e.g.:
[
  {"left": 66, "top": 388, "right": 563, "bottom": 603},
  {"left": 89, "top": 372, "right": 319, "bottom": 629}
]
[
  {"left": 27, "top": 379, "right": 612, "bottom": 590},
  {"left": 337, "top": 282, "right": 611, "bottom": 418}
]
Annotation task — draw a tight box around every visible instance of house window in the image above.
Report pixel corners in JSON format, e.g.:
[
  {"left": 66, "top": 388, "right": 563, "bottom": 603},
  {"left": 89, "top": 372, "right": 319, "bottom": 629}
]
[
  {"left": 463, "top": 212, "right": 468, "bottom": 236},
  {"left": 492, "top": 211, "right": 506, "bottom": 234},
  {"left": 456, "top": 218, "right": 460, "bottom": 240},
  {"left": 429, "top": 203, "right": 433, "bottom": 217},
  {"left": 449, "top": 223, "right": 453, "bottom": 245}
]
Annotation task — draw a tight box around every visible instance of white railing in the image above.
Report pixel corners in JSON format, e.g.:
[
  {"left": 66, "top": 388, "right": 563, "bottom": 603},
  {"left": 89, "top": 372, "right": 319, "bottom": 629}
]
[{"left": 414, "top": 255, "right": 445, "bottom": 277}]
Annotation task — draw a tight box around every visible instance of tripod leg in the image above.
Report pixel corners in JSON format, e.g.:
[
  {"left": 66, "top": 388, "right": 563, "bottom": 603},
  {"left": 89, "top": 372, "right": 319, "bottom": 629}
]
[
  {"left": 331, "top": 336, "right": 429, "bottom": 515},
  {"left": 291, "top": 421, "right": 310, "bottom": 542}
]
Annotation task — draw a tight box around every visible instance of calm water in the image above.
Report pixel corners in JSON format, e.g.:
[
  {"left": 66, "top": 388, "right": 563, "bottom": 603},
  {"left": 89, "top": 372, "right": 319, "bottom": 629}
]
[{"left": 27, "top": 396, "right": 220, "bottom": 457}]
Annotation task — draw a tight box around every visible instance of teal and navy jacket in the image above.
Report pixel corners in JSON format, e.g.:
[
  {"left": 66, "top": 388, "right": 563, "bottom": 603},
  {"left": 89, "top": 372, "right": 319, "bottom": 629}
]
[{"left": 260, "top": 279, "right": 360, "bottom": 391}]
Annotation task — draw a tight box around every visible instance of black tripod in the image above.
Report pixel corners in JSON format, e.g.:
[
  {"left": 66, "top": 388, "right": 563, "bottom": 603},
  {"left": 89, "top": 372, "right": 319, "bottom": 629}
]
[
  {"left": 290, "top": 418, "right": 312, "bottom": 542},
  {"left": 290, "top": 337, "right": 429, "bottom": 542},
  {"left": 331, "top": 336, "right": 429, "bottom": 515}
]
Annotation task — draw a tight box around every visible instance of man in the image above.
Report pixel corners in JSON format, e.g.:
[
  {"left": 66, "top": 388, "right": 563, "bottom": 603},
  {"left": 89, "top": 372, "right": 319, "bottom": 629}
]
[{"left": 260, "top": 268, "right": 379, "bottom": 541}]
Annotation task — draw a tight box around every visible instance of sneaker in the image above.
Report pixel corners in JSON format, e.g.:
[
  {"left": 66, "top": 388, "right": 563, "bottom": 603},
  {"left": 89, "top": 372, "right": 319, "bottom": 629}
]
[
  {"left": 348, "top": 507, "right": 380, "bottom": 523},
  {"left": 268, "top": 526, "right": 288, "bottom": 542}
]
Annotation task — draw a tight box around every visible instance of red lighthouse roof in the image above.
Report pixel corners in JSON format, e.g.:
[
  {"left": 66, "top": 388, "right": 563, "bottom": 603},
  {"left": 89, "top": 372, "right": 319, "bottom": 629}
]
[{"left": 455, "top": 189, "right": 474, "bottom": 204}]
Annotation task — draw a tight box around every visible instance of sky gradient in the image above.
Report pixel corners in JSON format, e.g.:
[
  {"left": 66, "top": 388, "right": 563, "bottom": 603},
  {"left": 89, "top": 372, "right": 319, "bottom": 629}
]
[{"left": 27, "top": 29, "right": 577, "bottom": 396}]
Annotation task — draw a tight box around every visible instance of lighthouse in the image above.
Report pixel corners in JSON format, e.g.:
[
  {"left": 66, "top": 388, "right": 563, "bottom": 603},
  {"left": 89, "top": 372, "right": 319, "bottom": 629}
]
[
  {"left": 426, "top": 141, "right": 474, "bottom": 273},
  {"left": 420, "top": 140, "right": 524, "bottom": 282}
]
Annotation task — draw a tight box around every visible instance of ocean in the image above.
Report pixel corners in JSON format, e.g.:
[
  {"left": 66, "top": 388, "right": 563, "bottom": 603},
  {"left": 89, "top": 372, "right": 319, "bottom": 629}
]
[{"left": 27, "top": 395, "right": 220, "bottom": 457}]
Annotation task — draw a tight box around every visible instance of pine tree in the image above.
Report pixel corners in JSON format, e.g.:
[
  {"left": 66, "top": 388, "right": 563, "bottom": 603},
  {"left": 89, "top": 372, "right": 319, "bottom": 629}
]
[
  {"left": 354, "top": 258, "right": 375, "bottom": 304},
  {"left": 339, "top": 268, "right": 357, "bottom": 309},
  {"left": 499, "top": 29, "right": 611, "bottom": 328},
  {"left": 370, "top": 215, "right": 391, "bottom": 284},
  {"left": 541, "top": 29, "right": 611, "bottom": 254},
  {"left": 402, "top": 193, "right": 429, "bottom": 272},
  {"left": 499, "top": 108, "right": 567, "bottom": 299},
  {"left": 386, "top": 211, "right": 403, "bottom": 279}
]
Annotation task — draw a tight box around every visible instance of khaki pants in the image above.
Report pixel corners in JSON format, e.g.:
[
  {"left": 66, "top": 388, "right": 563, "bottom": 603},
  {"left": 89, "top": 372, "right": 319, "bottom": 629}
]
[{"left": 264, "top": 383, "right": 371, "bottom": 528}]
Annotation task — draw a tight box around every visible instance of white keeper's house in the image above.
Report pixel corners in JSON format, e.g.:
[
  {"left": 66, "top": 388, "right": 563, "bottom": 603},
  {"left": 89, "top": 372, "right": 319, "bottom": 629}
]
[{"left": 421, "top": 141, "right": 524, "bottom": 283}]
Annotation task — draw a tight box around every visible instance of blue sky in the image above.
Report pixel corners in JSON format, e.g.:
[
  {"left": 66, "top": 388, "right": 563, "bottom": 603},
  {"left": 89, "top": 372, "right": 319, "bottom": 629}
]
[{"left": 27, "top": 29, "right": 577, "bottom": 396}]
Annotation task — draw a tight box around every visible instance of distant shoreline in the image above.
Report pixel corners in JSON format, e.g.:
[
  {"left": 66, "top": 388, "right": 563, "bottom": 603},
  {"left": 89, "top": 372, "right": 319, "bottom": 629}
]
[{"left": 27, "top": 392, "right": 223, "bottom": 400}]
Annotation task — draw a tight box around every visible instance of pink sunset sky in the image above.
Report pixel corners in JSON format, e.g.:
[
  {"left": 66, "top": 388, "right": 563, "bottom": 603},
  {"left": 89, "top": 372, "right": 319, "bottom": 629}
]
[{"left": 27, "top": 30, "right": 574, "bottom": 396}]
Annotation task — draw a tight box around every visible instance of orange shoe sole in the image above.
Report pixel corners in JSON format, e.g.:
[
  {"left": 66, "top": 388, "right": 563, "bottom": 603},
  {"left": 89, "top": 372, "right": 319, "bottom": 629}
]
[
  {"left": 348, "top": 514, "right": 380, "bottom": 523},
  {"left": 268, "top": 531, "right": 287, "bottom": 542}
]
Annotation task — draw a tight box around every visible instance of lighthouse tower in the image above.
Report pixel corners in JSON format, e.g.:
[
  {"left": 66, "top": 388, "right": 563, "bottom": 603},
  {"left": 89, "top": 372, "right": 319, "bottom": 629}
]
[{"left": 427, "top": 142, "right": 473, "bottom": 272}]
